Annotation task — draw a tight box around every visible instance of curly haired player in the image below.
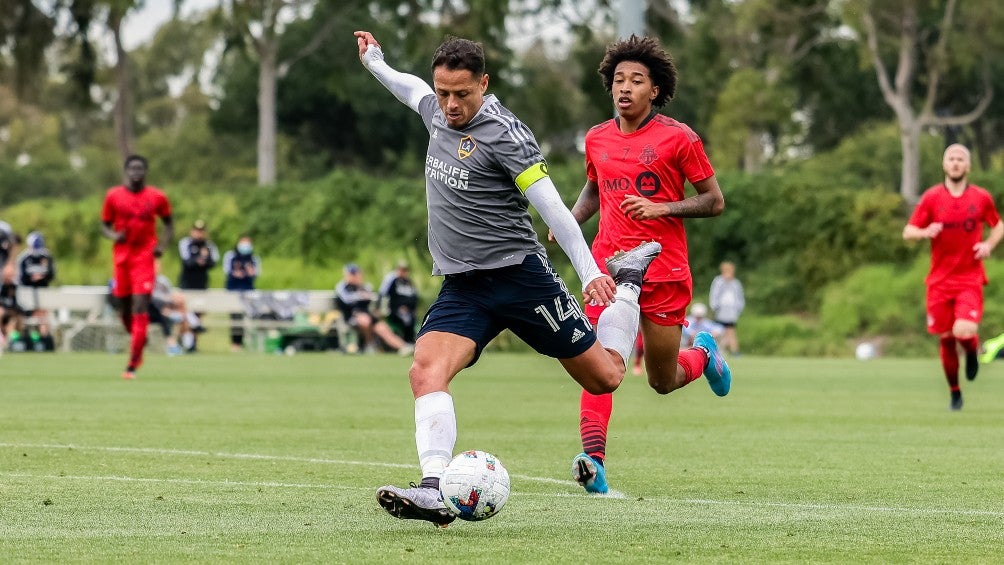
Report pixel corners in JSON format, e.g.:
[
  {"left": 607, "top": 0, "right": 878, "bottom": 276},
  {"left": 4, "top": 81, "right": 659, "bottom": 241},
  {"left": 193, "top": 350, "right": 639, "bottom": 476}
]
[{"left": 563, "top": 35, "right": 733, "bottom": 494}]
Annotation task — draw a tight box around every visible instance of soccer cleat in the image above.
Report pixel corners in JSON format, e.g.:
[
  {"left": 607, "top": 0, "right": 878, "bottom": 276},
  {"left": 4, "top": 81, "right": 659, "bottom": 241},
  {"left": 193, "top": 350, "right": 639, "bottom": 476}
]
[
  {"left": 605, "top": 241, "right": 662, "bottom": 291},
  {"left": 694, "top": 331, "right": 731, "bottom": 397},
  {"left": 965, "top": 350, "right": 979, "bottom": 381},
  {"left": 950, "top": 391, "right": 963, "bottom": 411},
  {"left": 166, "top": 344, "right": 183, "bottom": 357},
  {"left": 572, "top": 452, "right": 608, "bottom": 494},
  {"left": 376, "top": 483, "right": 456, "bottom": 527},
  {"left": 122, "top": 370, "right": 136, "bottom": 380},
  {"left": 980, "top": 334, "right": 1004, "bottom": 363}
]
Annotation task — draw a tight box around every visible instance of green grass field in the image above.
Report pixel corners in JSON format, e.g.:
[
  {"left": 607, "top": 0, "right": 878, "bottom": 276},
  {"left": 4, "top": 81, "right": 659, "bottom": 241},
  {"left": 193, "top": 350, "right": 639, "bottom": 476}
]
[{"left": 2, "top": 351, "right": 1003, "bottom": 563}]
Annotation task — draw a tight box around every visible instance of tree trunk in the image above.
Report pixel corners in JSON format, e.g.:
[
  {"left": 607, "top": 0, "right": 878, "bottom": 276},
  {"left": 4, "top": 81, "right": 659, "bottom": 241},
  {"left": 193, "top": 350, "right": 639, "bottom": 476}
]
[
  {"left": 257, "top": 42, "right": 278, "bottom": 186},
  {"left": 110, "top": 15, "right": 135, "bottom": 161},
  {"left": 743, "top": 130, "right": 765, "bottom": 173},
  {"left": 899, "top": 121, "right": 921, "bottom": 204}
]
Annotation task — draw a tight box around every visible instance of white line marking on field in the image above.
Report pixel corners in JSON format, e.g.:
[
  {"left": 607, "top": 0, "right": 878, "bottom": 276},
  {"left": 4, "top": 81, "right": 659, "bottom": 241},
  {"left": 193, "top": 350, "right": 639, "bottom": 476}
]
[
  {"left": 670, "top": 498, "right": 1004, "bottom": 518},
  {"left": 5, "top": 442, "right": 1002, "bottom": 517},
  {"left": 2, "top": 472, "right": 341, "bottom": 490},
  {"left": 0, "top": 442, "right": 412, "bottom": 470},
  {"left": 0, "top": 442, "right": 579, "bottom": 486}
]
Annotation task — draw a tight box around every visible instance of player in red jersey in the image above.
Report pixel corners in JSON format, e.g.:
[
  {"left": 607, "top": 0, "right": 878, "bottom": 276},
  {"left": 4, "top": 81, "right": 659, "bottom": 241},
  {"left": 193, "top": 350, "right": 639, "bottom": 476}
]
[
  {"left": 903, "top": 144, "right": 1002, "bottom": 411},
  {"left": 558, "top": 35, "right": 732, "bottom": 493},
  {"left": 101, "top": 155, "right": 174, "bottom": 379}
]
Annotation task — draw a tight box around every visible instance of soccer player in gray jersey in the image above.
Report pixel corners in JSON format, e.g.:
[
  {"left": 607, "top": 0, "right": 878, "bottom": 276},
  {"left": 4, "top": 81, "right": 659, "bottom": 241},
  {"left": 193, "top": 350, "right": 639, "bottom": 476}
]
[{"left": 356, "top": 30, "right": 661, "bottom": 526}]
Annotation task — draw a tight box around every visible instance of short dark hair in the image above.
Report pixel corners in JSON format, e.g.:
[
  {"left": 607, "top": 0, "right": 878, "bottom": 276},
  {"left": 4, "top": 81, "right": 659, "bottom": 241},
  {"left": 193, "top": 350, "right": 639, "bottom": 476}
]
[
  {"left": 431, "top": 37, "right": 485, "bottom": 77},
  {"left": 598, "top": 35, "right": 677, "bottom": 108},
  {"left": 124, "top": 154, "right": 148, "bottom": 169}
]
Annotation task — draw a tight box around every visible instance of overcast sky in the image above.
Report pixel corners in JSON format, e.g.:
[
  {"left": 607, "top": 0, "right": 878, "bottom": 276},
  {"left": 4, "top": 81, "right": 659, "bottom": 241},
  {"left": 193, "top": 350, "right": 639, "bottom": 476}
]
[{"left": 121, "top": 0, "right": 215, "bottom": 50}]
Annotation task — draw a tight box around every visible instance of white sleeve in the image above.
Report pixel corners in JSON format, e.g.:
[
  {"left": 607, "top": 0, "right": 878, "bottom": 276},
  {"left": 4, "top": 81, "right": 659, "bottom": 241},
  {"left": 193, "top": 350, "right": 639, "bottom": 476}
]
[
  {"left": 361, "top": 45, "right": 434, "bottom": 113},
  {"left": 525, "top": 176, "right": 603, "bottom": 290}
]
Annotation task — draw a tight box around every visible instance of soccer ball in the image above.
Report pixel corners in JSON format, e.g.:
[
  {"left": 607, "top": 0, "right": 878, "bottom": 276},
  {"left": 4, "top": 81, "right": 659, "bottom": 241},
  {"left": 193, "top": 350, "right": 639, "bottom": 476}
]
[
  {"left": 439, "top": 450, "right": 510, "bottom": 521},
  {"left": 855, "top": 341, "right": 876, "bottom": 361}
]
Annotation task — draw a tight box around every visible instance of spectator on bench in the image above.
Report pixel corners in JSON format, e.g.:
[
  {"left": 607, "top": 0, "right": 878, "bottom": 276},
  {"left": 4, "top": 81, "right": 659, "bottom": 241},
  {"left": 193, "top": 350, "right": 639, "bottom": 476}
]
[
  {"left": 378, "top": 260, "right": 419, "bottom": 344},
  {"left": 336, "top": 263, "right": 413, "bottom": 355},
  {"left": 151, "top": 258, "right": 200, "bottom": 356},
  {"left": 177, "top": 219, "right": 219, "bottom": 352},
  {"left": 0, "top": 220, "right": 19, "bottom": 352},
  {"left": 13, "top": 231, "right": 56, "bottom": 351}
]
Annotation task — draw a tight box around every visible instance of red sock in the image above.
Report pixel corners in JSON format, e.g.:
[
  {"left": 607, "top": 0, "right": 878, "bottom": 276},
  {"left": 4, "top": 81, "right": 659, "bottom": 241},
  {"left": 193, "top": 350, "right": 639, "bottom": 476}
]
[
  {"left": 579, "top": 391, "right": 612, "bottom": 462},
  {"left": 958, "top": 336, "right": 979, "bottom": 355},
  {"left": 129, "top": 312, "right": 149, "bottom": 370},
  {"left": 939, "top": 336, "right": 959, "bottom": 391},
  {"left": 677, "top": 347, "right": 707, "bottom": 385}
]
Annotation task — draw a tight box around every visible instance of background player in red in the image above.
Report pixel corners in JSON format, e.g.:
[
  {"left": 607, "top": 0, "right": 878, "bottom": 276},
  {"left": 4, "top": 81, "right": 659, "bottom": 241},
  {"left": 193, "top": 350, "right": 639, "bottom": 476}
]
[
  {"left": 101, "top": 155, "right": 174, "bottom": 379},
  {"left": 558, "top": 35, "right": 732, "bottom": 494},
  {"left": 903, "top": 143, "right": 1002, "bottom": 411}
]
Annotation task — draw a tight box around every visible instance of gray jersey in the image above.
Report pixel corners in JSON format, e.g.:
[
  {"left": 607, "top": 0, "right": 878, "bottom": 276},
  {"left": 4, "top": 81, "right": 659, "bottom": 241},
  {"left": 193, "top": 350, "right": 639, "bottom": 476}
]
[{"left": 418, "top": 94, "right": 548, "bottom": 275}]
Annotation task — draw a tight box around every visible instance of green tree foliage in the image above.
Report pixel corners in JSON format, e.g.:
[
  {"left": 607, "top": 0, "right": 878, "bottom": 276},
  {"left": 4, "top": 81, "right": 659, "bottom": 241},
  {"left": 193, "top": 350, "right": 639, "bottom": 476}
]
[
  {"left": 237, "top": 169, "right": 428, "bottom": 269},
  {"left": 844, "top": 0, "right": 1003, "bottom": 202},
  {"left": 686, "top": 150, "right": 919, "bottom": 314},
  {"left": 779, "top": 123, "right": 944, "bottom": 194},
  {"left": 0, "top": 0, "right": 56, "bottom": 97},
  {"left": 709, "top": 68, "right": 795, "bottom": 169}
]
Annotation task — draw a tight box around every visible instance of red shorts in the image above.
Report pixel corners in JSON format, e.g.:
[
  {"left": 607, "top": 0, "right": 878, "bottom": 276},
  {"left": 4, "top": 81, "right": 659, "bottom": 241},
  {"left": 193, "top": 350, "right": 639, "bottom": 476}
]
[
  {"left": 925, "top": 283, "right": 983, "bottom": 335},
  {"left": 112, "top": 253, "right": 156, "bottom": 297},
  {"left": 586, "top": 278, "right": 692, "bottom": 327}
]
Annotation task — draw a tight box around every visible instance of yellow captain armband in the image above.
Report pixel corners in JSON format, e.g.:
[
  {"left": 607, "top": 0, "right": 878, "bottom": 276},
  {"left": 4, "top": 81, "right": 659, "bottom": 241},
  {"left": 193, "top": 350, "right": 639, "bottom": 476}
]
[{"left": 514, "top": 162, "right": 549, "bottom": 192}]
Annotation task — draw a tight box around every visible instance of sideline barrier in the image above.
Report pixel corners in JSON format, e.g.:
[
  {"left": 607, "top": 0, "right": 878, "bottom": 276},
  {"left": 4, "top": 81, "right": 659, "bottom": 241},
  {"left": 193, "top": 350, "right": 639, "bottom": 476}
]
[{"left": 14, "top": 286, "right": 349, "bottom": 353}]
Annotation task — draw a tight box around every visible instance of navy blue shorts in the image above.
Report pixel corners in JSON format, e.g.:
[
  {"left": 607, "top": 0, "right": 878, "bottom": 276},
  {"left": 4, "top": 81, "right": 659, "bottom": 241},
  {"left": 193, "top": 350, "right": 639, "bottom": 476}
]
[{"left": 418, "top": 253, "right": 597, "bottom": 365}]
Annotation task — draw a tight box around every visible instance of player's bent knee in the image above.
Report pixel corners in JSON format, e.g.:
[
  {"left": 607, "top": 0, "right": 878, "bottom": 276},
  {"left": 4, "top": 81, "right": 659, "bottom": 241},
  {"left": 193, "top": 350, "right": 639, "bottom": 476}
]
[
  {"left": 584, "top": 379, "right": 619, "bottom": 395},
  {"left": 588, "top": 370, "right": 622, "bottom": 395},
  {"left": 648, "top": 379, "right": 674, "bottom": 395},
  {"left": 953, "top": 321, "right": 979, "bottom": 339}
]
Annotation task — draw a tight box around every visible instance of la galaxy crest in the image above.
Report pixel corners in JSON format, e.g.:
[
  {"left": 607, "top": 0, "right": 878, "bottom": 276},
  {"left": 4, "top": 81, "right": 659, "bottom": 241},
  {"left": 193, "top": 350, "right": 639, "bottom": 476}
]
[{"left": 458, "top": 135, "right": 477, "bottom": 160}]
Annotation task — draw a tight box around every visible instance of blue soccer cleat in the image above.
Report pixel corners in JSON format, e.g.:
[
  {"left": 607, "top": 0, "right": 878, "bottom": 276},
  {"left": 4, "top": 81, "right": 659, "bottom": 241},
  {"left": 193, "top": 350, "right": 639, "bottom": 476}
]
[
  {"left": 572, "top": 453, "right": 608, "bottom": 494},
  {"left": 694, "top": 331, "right": 731, "bottom": 397}
]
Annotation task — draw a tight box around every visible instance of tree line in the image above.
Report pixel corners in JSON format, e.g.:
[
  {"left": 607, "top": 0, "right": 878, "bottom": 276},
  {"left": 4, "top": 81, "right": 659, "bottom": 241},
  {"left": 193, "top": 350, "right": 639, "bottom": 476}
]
[{"left": 4, "top": 1, "right": 1004, "bottom": 354}]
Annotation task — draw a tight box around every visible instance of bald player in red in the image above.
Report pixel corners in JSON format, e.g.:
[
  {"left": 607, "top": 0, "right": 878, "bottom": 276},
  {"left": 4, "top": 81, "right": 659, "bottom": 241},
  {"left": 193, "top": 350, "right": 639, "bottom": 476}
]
[
  {"left": 904, "top": 143, "right": 1003, "bottom": 411},
  {"left": 101, "top": 155, "right": 174, "bottom": 380}
]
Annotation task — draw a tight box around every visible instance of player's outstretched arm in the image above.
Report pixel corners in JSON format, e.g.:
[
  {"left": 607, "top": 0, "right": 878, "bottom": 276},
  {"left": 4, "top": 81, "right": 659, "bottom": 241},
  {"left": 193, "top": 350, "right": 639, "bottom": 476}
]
[
  {"left": 525, "top": 176, "right": 615, "bottom": 305},
  {"left": 354, "top": 30, "right": 434, "bottom": 113}
]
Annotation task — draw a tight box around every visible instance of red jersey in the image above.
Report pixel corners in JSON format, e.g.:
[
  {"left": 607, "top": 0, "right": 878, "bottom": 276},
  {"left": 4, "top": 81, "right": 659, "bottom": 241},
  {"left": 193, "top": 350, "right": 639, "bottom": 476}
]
[
  {"left": 101, "top": 185, "right": 172, "bottom": 260},
  {"left": 908, "top": 183, "right": 1000, "bottom": 287},
  {"left": 585, "top": 114, "right": 714, "bottom": 281}
]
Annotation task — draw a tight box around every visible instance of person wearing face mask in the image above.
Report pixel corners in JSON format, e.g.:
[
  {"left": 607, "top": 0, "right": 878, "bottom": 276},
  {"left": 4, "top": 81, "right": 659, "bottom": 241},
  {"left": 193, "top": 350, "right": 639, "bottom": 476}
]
[{"left": 223, "top": 235, "right": 261, "bottom": 352}]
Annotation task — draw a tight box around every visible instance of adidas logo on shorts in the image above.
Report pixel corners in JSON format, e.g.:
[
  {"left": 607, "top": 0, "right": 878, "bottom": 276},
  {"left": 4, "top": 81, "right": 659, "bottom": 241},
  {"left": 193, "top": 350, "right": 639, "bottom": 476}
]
[{"left": 570, "top": 328, "right": 585, "bottom": 343}]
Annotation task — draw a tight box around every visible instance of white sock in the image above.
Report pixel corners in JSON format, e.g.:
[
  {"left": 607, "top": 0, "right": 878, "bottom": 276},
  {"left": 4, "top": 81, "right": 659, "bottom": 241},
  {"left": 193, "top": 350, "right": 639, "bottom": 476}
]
[
  {"left": 596, "top": 285, "right": 641, "bottom": 366},
  {"left": 181, "top": 331, "right": 195, "bottom": 350},
  {"left": 415, "top": 391, "right": 456, "bottom": 480}
]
